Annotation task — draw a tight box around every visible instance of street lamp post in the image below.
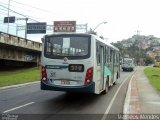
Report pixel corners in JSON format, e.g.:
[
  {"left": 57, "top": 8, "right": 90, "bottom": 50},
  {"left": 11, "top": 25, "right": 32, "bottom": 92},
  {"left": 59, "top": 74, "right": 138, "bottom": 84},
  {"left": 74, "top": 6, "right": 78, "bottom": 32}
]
[{"left": 93, "top": 21, "right": 107, "bottom": 31}]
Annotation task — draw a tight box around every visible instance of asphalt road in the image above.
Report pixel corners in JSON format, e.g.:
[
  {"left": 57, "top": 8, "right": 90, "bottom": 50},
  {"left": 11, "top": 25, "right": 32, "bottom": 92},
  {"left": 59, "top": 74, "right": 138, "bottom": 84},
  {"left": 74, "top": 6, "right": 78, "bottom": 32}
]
[{"left": 0, "top": 70, "right": 135, "bottom": 120}]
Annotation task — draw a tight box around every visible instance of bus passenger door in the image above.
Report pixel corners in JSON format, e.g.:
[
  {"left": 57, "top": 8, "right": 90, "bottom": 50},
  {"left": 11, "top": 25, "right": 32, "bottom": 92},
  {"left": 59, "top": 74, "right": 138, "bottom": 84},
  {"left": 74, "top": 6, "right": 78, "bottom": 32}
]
[{"left": 99, "top": 46, "right": 104, "bottom": 90}]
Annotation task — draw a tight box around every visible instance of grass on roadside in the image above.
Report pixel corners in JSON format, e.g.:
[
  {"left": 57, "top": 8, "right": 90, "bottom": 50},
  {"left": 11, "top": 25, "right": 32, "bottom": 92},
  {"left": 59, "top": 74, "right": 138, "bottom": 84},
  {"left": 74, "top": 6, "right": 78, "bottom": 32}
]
[
  {"left": 0, "top": 67, "right": 40, "bottom": 87},
  {"left": 144, "top": 67, "right": 160, "bottom": 94}
]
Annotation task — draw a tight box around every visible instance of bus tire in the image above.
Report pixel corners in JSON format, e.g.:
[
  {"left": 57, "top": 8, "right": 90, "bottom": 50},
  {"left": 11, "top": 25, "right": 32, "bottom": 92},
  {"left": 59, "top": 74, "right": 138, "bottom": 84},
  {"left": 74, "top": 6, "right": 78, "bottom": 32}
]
[
  {"left": 113, "top": 81, "right": 117, "bottom": 85},
  {"left": 113, "top": 72, "right": 119, "bottom": 85},
  {"left": 101, "top": 79, "right": 109, "bottom": 94}
]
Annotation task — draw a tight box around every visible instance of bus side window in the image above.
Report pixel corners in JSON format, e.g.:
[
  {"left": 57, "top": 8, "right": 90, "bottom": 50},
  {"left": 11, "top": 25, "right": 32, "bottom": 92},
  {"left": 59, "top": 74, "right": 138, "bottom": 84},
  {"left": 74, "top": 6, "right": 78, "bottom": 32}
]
[
  {"left": 106, "top": 46, "right": 110, "bottom": 64},
  {"left": 113, "top": 51, "right": 115, "bottom": 63},
  {"left": 104, "top": 46, "right": 107, "bottom": 64},
  {"left": 96, "top": 42, "right": 100, "bottom": 65},
  {"left": 116, "top": 53, "right": 119, "bottom": 64},
  {"left": 110, "top": 49, "right": 112, "bottom": 63},
  {"left": 114, "top": 52, "right": 116, "bottom": 64}
]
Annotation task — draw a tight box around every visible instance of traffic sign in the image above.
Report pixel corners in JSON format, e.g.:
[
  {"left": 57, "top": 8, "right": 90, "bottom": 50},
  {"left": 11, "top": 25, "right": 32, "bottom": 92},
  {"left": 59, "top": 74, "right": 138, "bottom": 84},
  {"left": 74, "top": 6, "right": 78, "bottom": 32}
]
[
  {"left": 4, "top": 16, "right": 15, "bottom": 23},
  {"left": 54, "top": 21, "right": 76, "bottom": 32},
  {"left": 27, "top": 22, "right": 46, "bottom": 34}
]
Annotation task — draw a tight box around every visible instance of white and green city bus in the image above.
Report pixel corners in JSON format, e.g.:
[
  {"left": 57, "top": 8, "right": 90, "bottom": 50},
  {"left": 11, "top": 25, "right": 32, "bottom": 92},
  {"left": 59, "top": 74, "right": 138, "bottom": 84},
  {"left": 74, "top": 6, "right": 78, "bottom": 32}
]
[{"left": 41, "top": 33, "right": 120, "bottom": 94}]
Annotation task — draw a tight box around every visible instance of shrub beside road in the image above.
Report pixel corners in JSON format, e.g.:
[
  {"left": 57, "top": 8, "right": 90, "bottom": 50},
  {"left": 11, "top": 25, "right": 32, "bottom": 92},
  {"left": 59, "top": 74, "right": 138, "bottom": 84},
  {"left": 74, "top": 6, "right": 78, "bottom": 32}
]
[
  {"left": 144, "top": 67, "right": 160, "bottom": 94},
  {"left": 0, "top": 67, "right": 40, "bottom": 87}
]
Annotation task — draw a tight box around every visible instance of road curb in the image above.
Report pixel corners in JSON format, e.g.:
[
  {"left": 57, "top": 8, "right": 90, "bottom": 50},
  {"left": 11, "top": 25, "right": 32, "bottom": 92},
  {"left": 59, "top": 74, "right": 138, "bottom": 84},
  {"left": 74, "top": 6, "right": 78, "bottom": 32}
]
[{"left": 0, "top": 81, "right": 40, "bottom": 90}]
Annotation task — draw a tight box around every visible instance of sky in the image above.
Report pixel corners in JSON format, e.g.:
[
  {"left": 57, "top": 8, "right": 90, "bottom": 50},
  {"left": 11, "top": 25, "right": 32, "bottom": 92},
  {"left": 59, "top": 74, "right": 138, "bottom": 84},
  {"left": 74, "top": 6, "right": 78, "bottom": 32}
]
[{"left": 1, "top": 0, "right": 160, "bottom": 43}]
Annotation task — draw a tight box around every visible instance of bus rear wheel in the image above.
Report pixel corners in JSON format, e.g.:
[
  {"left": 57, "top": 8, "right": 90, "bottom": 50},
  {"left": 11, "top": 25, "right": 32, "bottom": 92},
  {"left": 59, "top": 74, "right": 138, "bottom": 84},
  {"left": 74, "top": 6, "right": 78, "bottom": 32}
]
[
  {"left": 113, "top": 72, "right": 119, "bottom": 85},
  {"left": 102, "top": 80, "right": 109, "bottom": 94}
]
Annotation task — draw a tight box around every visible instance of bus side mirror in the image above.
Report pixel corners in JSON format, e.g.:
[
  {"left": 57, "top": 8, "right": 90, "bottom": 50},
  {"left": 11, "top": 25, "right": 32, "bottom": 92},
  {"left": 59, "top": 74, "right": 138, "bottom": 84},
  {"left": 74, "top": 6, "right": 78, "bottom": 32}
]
[{"left": 41, "top": 38, "right": 44, "bottom": 43}]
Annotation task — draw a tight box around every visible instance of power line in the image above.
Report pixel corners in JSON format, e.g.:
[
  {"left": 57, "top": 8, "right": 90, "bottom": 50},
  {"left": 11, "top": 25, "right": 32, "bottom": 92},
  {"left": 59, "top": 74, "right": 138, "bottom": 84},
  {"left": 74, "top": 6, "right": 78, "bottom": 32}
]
[
  {"left": 0, "top": 1, "right": 66, "bottom": 23},
  {"left": 0, "top": 1, "right": 8, "bottom": 5},
  {"left": 0, "top": 1, "right": 33, "bottom": 13},
  {"left": 0, "top": 4, "right": 39, "bottom": 22},
  {"left": 0, "top": 1, "right": 52, "bottom": 22},
  {"left": 11, "top": 0, "right": 66, "bottom": 19},
  {"left": 0, "top": 17, "right": 26, "bottom": 26},
  {"left": 0, "top": 7, "right": 8, "bottom": 11},
  {"left": 0, "top": 12, "right": 7, "bottom": 15},
  {"left": 11, "top": 0, "right": 54, "bottom": 13},
  {"left": 0, "top": 5, "right": 42, "bottom": 28},
  {"left": 0, "top": 9, "right": 8, "bottom": 15},
  {"left": 0, "top": 4, "right": 47, "bottom": 22},
  {"left": 0, "top": 9, "right": 8, "bottom": 14}
]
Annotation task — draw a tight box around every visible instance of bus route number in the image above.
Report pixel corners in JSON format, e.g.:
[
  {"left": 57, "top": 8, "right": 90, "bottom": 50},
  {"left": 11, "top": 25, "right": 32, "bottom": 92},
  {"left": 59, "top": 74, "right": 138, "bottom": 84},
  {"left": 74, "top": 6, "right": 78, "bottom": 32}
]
[{"left": 69, "top": 64, "right": 84, "bottom": 72}]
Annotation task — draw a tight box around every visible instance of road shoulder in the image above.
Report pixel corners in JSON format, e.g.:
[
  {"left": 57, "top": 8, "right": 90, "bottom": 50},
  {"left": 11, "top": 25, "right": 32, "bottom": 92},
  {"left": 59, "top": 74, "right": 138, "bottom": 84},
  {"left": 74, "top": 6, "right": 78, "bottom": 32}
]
[
  {"left": 124, "top": 66, "right": 160, "bottom": 116},
  {"left": 0, "top": 81, "right": 40, "bottom": 90},
  {"left": 137, "top": 66, "right": 160, "bottom": 114}
]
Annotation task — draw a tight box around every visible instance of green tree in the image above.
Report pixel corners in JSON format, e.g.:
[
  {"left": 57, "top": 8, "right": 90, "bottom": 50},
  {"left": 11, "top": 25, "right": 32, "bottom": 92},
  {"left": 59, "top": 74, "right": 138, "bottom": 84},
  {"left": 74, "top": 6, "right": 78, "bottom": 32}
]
[{"left": 144, "top": 56, "right": 154, "bottom": 65}]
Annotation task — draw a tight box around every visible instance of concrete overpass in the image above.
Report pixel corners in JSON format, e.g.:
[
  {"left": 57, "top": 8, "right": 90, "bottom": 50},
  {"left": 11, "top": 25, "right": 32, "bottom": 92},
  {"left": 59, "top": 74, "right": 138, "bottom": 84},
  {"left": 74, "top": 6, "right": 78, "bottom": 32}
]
[{"left": 0, "top": 31, "right": 42, "bottom": 69}]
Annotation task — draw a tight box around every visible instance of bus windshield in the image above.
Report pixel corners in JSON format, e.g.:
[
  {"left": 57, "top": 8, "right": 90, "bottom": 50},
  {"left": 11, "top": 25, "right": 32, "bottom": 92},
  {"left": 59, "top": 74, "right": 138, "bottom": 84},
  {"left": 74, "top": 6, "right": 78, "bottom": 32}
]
[{"left": 44, "top": 35, "right": 91, "bottom": 59}]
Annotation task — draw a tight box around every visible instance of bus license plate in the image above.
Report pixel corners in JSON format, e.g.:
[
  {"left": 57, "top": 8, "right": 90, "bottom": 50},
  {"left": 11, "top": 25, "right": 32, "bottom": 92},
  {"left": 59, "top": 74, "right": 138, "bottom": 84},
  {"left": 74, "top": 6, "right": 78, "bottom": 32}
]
[{"left": 61, "top": 80, "right": 70, "bottom": 85}]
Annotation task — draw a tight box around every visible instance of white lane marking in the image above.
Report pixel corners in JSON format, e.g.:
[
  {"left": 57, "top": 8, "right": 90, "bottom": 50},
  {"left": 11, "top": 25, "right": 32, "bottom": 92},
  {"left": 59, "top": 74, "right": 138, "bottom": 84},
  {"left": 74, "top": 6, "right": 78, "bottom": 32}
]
[
  {"left": 101, "top": 73, "right": 135, "bottom": 120},
  {"left": 123, "top": 75, "right": 133, "bottom": 115},
  {"left": 3, "top": 102, "right": 35, "bottom": 113},
  {"left": 0, "top": 81, "right": 40, "bottom": 92}
]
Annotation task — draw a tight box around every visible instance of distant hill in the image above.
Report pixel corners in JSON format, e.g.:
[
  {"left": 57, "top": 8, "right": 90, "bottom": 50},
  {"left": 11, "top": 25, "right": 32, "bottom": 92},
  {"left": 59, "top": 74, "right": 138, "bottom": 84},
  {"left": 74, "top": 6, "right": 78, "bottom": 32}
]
[{"left": 111, "top": 35, "right": 160, "bottom": 65}]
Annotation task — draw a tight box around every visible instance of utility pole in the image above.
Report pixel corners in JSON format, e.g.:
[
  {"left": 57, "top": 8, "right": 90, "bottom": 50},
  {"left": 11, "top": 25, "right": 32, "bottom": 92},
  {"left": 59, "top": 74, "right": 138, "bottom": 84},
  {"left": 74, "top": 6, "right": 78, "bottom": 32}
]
[
  {"left": 25, "top": 18, "right": 28, "bottom": 39},
  {"left": 7, "top": 0, "right": 11, "bottom": 34},
  {"left": 135, "top": 27, "right": 142, "bottom": 65}
]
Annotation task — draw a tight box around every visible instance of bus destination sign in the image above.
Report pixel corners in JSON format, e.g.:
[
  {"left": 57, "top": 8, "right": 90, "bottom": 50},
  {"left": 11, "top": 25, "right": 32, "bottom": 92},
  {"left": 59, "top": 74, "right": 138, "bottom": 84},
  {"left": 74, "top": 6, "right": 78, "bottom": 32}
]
[{"left": 54, "top": 21, "right": 76, "bottom": 32}]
